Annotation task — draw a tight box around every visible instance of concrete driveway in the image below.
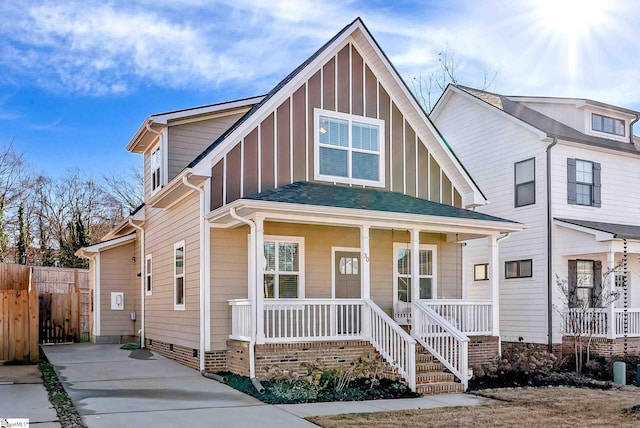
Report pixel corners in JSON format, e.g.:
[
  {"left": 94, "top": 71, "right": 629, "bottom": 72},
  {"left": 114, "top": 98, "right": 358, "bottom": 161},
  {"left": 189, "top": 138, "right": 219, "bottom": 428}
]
[
  {"left": 0, "top": 365, "right": 60, "bottom": 427},
  {"left": 43, "top": 344, "right": 316, "bottom": 428}
]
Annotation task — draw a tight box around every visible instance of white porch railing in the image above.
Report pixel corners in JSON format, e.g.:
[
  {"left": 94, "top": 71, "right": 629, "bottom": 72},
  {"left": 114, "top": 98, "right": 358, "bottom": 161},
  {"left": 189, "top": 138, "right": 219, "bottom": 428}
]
[
  {"left": 563, "top": 308, "right": 608, "bottom": 338},
  {"left": 365, "top": 298, "right": 416, "bottom": 391},
  {"left": 229, "top": 299, "right": 252, "bottom": 341},
  {"left": 615, "top": 309, "right": 640, "bottom": 338},
  {"left": 263, "top": 299, "right": 364, "bottom": 341},
  {"left": 412, "top": 301, "right": 469, "bottom": 389},
  {"left": 422, "top": 300, "right": 493, "bottom": 335},
  {"left": 229, "top": 298, "right": 417, "bottom": 390}
]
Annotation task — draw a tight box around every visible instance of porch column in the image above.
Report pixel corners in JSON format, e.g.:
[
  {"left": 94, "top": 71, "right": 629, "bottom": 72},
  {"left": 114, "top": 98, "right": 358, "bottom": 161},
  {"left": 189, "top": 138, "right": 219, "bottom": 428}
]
[
  {"left": 410, "top": 229, "right": 421, "bottom": 331},
  {"left": 360, "top": 225, "right": 371, "bottom": 299},
  {"left": 607, "top": 249, "right": 616, "bottom": 340},
  {"left": 489, "top": 235, "right": 500, "bottom": 336},
  {"left": 255, "top": 216, "right": 265, "bottom": 344}
]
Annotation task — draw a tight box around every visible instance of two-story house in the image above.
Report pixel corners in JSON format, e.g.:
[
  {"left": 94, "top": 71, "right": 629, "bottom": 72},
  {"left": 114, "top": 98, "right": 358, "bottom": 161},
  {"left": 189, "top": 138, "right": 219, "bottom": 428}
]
[
  {"left": 77, "top": 19, "right": 522, "bottom": 394},
  {"left": 431, "top": 84, "right": 640, "bottom": 355}
]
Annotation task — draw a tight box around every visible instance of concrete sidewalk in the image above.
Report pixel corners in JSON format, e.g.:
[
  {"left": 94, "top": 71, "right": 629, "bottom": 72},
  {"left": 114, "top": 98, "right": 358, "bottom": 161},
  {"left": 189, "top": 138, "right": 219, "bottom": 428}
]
[
  {"left": 0, "top": 365, "right": 61, "bottom": 427},
  {"left": 43, "top": 343, "right": 491, "bottom": 428}
]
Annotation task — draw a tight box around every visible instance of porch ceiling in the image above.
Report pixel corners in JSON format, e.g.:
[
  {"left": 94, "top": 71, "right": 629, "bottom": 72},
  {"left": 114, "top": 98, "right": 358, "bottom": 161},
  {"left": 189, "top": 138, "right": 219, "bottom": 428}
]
[{"left": 206, "top": 184, "right": 523, "bottom": 237}]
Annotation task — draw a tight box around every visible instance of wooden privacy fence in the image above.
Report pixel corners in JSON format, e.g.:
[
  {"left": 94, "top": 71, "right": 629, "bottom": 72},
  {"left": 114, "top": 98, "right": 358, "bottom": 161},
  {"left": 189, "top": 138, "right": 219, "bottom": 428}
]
[
  {"left": 32, "top": 266, "right": 90, "bottom": 343},
  {"left": 0, "top": 264, "right": 39, "bottom": 363}
]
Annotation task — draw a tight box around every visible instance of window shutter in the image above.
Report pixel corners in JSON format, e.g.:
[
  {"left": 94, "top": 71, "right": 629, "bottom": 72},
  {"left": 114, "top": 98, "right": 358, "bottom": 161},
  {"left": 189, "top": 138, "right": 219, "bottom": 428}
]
[
  {"left": 567, "top": 158, "right": 577, "bottom": 204},
  {"left": 593, "top": 260, "right": 603, "bottom": 307},
  {"left": 568, "top": 260, "right": 578, "bottom": 308},
  {"left": 593, "top": 162, "right": 602, "bottom": 207}
]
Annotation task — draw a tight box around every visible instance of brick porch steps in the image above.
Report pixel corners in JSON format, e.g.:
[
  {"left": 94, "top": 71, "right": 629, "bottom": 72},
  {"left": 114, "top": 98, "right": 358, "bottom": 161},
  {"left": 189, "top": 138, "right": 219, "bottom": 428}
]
[{"left": 415, "top": 345, "right": 464, "bottom": 395}]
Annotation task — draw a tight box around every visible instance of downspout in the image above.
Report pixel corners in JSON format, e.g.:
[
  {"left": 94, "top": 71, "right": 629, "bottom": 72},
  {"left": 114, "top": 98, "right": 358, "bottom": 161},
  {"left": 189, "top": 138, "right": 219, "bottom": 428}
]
[
  {"left": 182, "top": 176, "right": 207, "bottom": 371},
  {"left": 229, "top": 207, "right": 259, "bottom": 384},
  {"left": 128, "top": 220, "right": 145, "bottom": 348},
  {"left": 546, "top": 138, "right": 557, "bottom": 352},
  {"left": 629, "top": 116, "right": 638, "bottom": 145}
]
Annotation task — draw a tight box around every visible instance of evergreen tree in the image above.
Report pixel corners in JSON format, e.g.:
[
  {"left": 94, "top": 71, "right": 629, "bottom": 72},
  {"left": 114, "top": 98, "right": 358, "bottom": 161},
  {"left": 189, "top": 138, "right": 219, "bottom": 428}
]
[{"left": 17, "top": 201, "right": 26, "bottom": 264}]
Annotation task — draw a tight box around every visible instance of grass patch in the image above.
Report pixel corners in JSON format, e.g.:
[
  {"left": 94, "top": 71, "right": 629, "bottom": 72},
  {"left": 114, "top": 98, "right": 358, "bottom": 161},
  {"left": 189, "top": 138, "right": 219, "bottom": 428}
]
[
  {"left": 308, "top": 386, "right": 640, "bottom": 427},
  {"left": 39, "top": 347, "right": 86, "bottom": 428}
]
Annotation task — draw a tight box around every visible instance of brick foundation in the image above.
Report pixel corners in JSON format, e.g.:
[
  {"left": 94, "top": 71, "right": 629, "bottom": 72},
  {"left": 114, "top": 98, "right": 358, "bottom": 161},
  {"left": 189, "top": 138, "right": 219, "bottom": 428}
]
[
  {"left": 145, "top": 338, "right": 200, "bottom": 370},
  {"left": 562, "top": 336, "right": 640, "bottom": 357},
  {"left": 226, "top": 339, "right": 251, "bottom": 376},
  {"left": 205, "top": 350, "right": 227, "bottom": 372},
  {"left": 468, "top": 335, "right": 500, "bottom": 366}
]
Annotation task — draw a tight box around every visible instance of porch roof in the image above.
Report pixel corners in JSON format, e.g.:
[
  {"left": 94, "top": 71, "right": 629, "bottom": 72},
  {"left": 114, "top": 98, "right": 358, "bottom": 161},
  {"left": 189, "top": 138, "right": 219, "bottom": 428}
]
[
  {"left": 245, "top": 182, "right": 515, "bottom": 223},
  {"left": 208, "top": 182, "right": 522, "bottom": 235},
  {"left": 555, "top": 218, "right": 640, "bottom": 240}
]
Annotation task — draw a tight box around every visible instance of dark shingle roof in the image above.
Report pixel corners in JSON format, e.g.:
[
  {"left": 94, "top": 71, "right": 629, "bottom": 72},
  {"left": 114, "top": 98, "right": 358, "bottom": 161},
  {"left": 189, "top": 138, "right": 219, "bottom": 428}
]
[
  {"left": 456, "top": 85, "right": 640, "bottom": 155},
  {"left": 243, "top": 181, "right": 517, "bottom": 224},
  {"left": 556, "top": 218, "right": 640, "bottom": 240}
]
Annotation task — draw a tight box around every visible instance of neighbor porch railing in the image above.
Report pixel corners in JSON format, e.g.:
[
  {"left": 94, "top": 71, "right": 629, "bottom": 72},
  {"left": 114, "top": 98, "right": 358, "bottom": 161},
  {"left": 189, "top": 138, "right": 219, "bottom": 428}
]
[
  {"left": 422, "top": 300, "right": 493, "bottom": 336},
  {"left": 229, "top": 298, "right": 417, "bottom": 390},
  {"left": 615, "top": 309, "right": 640, "bottom": 338},
  {"left": 562, "top": 308, "right": 608, "bottom": 338},
  {"left": 412, "top": 301, "right": 469, "bottom": 389}
]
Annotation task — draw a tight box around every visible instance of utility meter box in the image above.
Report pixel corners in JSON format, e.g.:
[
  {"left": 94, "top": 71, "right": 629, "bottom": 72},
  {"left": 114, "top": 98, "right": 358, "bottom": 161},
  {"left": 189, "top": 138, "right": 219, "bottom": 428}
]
[{"left": 111, "top": 292, "right": 124, "bottom": 310}]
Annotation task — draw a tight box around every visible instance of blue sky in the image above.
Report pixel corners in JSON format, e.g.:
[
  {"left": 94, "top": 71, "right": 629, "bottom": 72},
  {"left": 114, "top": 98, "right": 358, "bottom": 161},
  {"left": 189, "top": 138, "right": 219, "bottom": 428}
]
[{"left": 1, "top": 0, "right": 638, "bottom": 177}]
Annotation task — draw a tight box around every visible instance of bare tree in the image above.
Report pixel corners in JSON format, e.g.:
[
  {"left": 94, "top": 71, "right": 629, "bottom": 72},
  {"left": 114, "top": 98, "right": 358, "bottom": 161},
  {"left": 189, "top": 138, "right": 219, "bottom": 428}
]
[
  {"left": 101, "top": 166, "right": 144, "bottom": 216},
  {"left": 409, "top": 44, "right": 499, "bottom": 113},
  {"left": 556, "top": 262, "right": 621, "bottom": 373}
]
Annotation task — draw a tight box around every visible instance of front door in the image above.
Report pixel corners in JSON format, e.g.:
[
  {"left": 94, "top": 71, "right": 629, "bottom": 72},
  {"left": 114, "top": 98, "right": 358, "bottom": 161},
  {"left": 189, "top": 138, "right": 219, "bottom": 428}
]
[{"left": 334, "top": 251, "right": 361, "bottom": 298}]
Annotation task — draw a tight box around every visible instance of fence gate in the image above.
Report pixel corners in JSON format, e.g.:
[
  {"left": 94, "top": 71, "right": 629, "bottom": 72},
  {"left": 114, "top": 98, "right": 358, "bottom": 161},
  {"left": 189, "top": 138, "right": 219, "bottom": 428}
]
[{"left": 39, "top": 292, "right": 80, "bottom": 344}]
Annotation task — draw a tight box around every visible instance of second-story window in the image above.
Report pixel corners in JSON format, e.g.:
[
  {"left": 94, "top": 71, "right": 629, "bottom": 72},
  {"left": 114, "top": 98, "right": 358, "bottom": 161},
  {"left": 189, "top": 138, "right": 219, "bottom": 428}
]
[
  {"left": 575, "top": 160, "right": 593, "bottom": 206},
  {"left": 314, "top": 109, "right": 385, "bottom": 187},
  {"left": 567, "top": 158, "right": 601, "bottom": 207},
  {"left": 514, "top": 158, "right": 535, "bottom": 207},
  {"left": 592, "top": 113, "right": 625, "bottom": 136},
  {"left": 151, "top": 146, "right": 161, "bottom": 191}
]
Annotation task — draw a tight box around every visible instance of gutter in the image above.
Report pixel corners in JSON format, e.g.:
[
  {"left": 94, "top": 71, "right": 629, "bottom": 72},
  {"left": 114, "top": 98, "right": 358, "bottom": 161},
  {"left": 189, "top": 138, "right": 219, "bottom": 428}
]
[
  {"left": 229, "top": 208, "right": 259, "bottom": 384},
  {"left": 182, "top": 176, "right": 209, "bottom": 371},
  {"left": 630, "top": 115, "right": 639, "bottom": 145},
  {"left": 546, "top": 138, "right": 557, "bottom": 352},
  {"left": 127, "top": 219, "right": 146, "bottom": 348}
]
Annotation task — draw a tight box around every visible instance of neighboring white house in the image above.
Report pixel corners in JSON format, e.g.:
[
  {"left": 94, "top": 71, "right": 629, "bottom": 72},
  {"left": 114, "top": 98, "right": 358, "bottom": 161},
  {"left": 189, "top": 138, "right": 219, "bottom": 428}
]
[{"left": 431, "top": 85, "right": 640, "bottom": 353}]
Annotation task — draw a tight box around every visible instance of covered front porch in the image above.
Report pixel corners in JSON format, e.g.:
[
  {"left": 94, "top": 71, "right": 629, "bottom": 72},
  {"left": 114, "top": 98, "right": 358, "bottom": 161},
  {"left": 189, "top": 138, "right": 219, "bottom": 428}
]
[
  {"left": 556, "top": 218, "right": 640, "bottom": 349},
  {"left": 209, "top": 183, "right": 522, "bottom": 390}
]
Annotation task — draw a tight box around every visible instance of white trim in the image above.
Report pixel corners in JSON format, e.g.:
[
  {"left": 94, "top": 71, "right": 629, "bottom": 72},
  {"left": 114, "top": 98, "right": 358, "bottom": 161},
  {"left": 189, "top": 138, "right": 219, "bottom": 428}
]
[
  {"left": 305, "top": 81, "right": 309, "bottom": 181},
  {"left": 274, "top": 107, "right": 278, "bottom": 188},
  {"left": 94, "top": 252, "right": 101, "bottom": 337},
  {"left": 257, "top": 123, "right": 262, "bottom": 193},
  {"left": 161, "top": 127, "right": 169, "bottom": 187},
  {"left": 290, "top": 95, "right": 294, "bottom": 183},
  {"left": 331, "top": 246, "right": 361, "bottom": 299},
  {"left": 313, "top": 108, "right": 385, "bottom": 188},
  {"left": 263, "top": 235, "right": 305, "bottom": 299},
  {"left": 392, "top": 242, "right": 438, "bottom": 309},
  {"left": 150, "top": 141, "right": 162, "bottom": 195},
  {"left": 81, "top": 233, "right": 136, "bottom": 253},
  {"left": 174, "top": 240, "right": 186, "bottom": 311},
  {"left": 240, "top": 139, "right": 244, "bottom": 197},
  {"left": 145, "top": 254, "right": 153, "bottom": 296}
]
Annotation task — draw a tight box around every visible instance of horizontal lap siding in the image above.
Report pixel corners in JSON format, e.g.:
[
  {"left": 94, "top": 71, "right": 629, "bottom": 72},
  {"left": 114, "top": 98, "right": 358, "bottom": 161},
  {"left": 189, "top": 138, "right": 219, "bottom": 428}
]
[
  {"left": 168, "top": 113, "right": 245, "bottom": 181},
  {"left": 100, "top": 242, "right": 139, "bottom": 336},
  {"left": 434, "top": 92, "right": 548, "bottom": 344},
  {"left": 208, "top": 40, "right": 461, "bottom": 212},
  {"left": 144, "top": 193, "right": 201, "bottom": 348}
]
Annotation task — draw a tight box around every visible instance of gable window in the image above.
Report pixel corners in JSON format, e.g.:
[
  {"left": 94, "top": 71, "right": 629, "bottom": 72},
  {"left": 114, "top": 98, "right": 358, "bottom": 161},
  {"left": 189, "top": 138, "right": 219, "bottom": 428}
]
[
  {"left": 314, "top": 109, "right": 385, "bottom": 187},
  {"left": 151, "top": 146, "right": 161, "bottom": 191},
  {"left": 474, "top": 263, "right": 489, "bottom": 281},
  {"left": 145, "top": 254, "right": 152, "bottom": 296},
  {"left": 567, "top": 158, "right": 601, "bottom": 207},
  {"left": 174, "top": 241, "right": 185, "bottom": 310},
  {"left": 264, "top": 237, "right": 304, "bottom": 298},
  {"left": 514, "top": 158, "right": 535, "bottom": 207},
  {"left": 568, "top": 260, "right": 602, "bottom": 308},
  {"left": 394, "top": 243, "right": 437, "bottom": 303},
  {"left": 505, "top": 259, "right": 532, "bottom": 279},
  {"left": 592, "top": 113, "right": 625, "bottom": 136}
]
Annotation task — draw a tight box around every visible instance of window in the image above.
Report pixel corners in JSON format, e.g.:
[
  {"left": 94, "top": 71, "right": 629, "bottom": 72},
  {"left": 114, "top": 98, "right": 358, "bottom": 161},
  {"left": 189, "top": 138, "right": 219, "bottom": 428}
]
[
  {"left": 314, "top": 109, "right": 385, "bottom": 187},
  {"left": 339, "top": 257, "right": 359, "bottom": 275},
  {"left": 174, "top": 241, "right": 185, "bottom": 309},
  {"left": 264, "top": 237, "right": 304, "bottom": 298},
  {"left": 615, "top": 273, "right": 630, "bottom": 308},
  {"left": 575, "top": 160, "right": 593, "bottom": 206},
  {"left": 514, "top": 158, "right": 535, "bottom": 207},
  {"left": 394, "top": 244, "right": 436, "bottom": 303},
  {"left": 567, "top": 158, "right": 601, "bottom": 207},
  {"left": 145, "top": 254, "right": 152, "bottom": 296},
  {"left": 576, "top": 260, "right": 594, "bottom": 307},
  {"left": 151, "top": 146, "right": 161, "bottom": 191},
  {"left": 568, "top": 260, "right": 602, "bottom": 308},
  {"left": 505, "top": 259, "right": 532, "bottom": 279},
  {"left": 474, "top": 263, "right": 489, "bottom": 281},
  {"left": 592, "top": 113, "right": 625, "bottom": 136}
]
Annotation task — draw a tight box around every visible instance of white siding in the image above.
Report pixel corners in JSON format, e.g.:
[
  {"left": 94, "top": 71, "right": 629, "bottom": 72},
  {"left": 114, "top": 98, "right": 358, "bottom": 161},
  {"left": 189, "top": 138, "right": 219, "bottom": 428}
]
[
  {"left": 519, "top": 101, "right": 585, "bottom": 133},
  {"left": 434, "top": 92, "right": 550, "bottom": 344}
]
